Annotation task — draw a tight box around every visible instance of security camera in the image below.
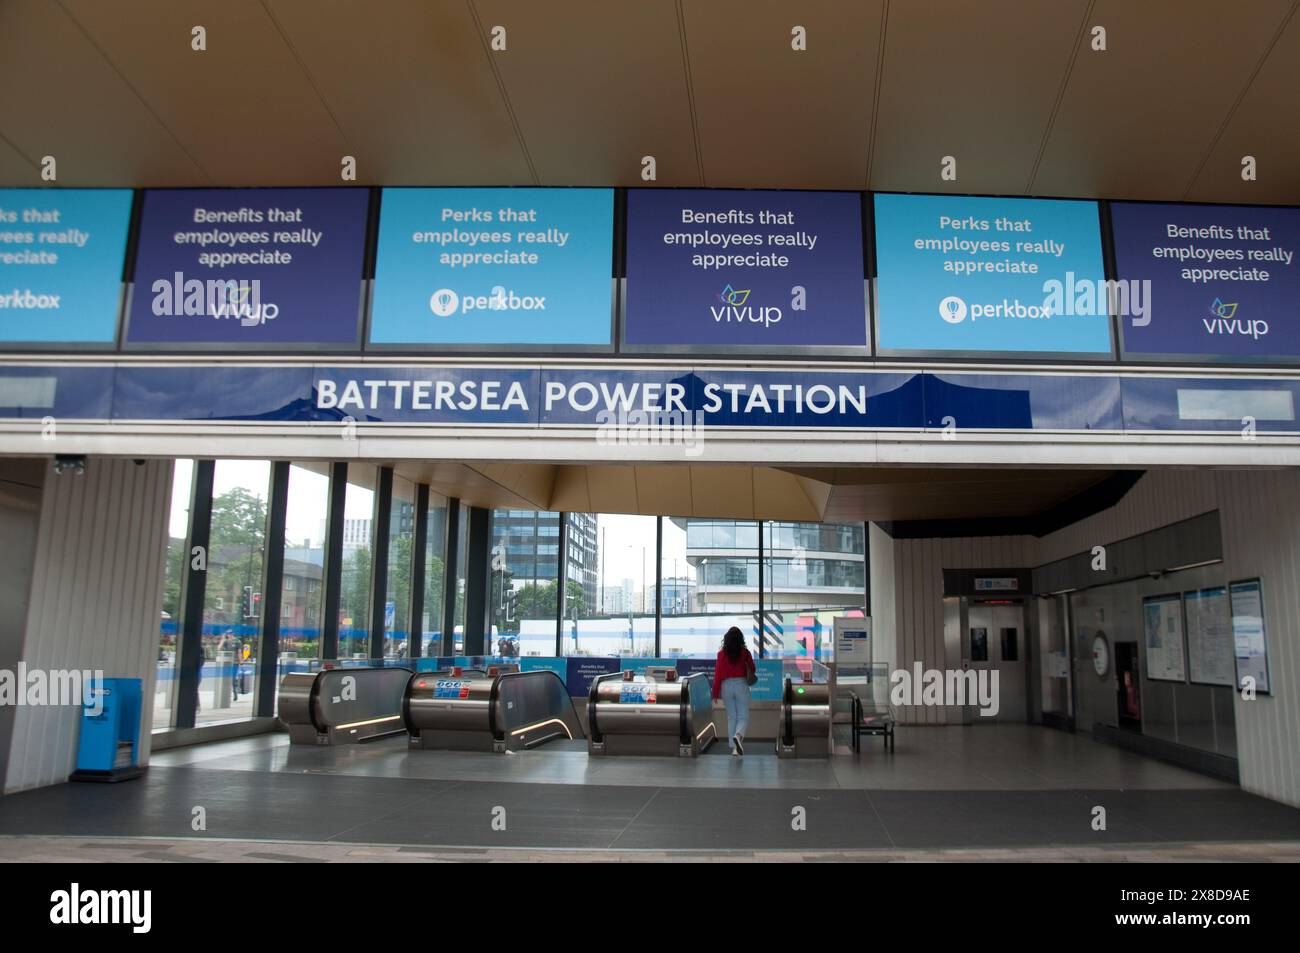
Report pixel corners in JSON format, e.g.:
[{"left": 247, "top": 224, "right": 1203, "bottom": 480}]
[{"left": 52, "top": 455, "right": 87, "bottom": 476}]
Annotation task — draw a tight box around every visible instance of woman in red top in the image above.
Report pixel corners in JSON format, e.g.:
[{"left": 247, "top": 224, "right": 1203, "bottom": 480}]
[{"left": 712, "top": 626, "right": 755, "bottom": 755}]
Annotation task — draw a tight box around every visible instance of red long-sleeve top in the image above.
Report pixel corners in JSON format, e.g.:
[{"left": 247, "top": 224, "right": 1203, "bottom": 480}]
[{"left": 712, "top": 647, "right": 755, "bottom": 699}]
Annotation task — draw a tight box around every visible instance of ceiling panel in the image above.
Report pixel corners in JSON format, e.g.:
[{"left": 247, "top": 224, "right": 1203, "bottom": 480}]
[
  {"left": 1032, "top": 0, "right": 1295, "bottom": 200},
  {"left": 266, "top": 0, "right": 529, "bottom": 185},
  {"left": 0, "top": 133, "right": 36, "bottom": 183},
  {"left": 0, "top": 0, "right": 206, "bottom": 186},
  {"left": 682, "top": 0, "right": 883, "bottom": 188},
  {"left": 1185, "top": 9, "right": 1300, "bottom": 204},
  {"left": 871, "top": 0, "right": 1088, "bottom": 195},
  {"left": 476, "top": 0, "right": 699, "bottom": 185},
  {"left": 61, "top": 0, "right": 349, "bottom": 185}
]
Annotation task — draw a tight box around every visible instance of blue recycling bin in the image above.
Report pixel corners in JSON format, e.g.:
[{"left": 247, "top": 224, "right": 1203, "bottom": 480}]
[{"left": 71, "top": 677, "right": 145, "bottom": 782}]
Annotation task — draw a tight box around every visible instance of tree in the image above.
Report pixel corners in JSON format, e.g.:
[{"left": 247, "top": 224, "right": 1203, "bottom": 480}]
[{"left": 205, "top": 488, "right": 268, "bottom": 629}]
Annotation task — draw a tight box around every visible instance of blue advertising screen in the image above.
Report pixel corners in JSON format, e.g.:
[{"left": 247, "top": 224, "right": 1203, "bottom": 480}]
[
  {"left": 624, "top": 189, "right": 867, "bottom": 349},
  {"left": 370, "top": 187, "right": 613, "bottom": 346},
  {"left": 1112, "top": 202, "right": 1300, "bottom": 361},
  {"left": 0, "top": 189, "right": 132, "bottom": 344},
  {"left": 874, "top": 193, "right": 1111, "bottom": 355},
  {"left": 126, "top": 188, "right": 369, "bottom": 346}
]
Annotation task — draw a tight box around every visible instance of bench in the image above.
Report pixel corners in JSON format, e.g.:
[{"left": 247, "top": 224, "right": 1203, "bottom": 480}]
[{"left": 850, "top": 692, "right": 896, "bottom": 753}]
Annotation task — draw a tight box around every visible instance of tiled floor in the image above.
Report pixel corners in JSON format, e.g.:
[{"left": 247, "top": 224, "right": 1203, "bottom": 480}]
[
  {"left": 149, "top": 725, "right": 1238, "bottom": 792},
  {"left": 3, "top": 726, "right": 1296, "bottom": 858}
]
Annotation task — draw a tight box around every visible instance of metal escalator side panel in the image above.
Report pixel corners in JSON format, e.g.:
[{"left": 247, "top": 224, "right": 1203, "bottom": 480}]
[{"left": 276, "top": 671, "right": 317, "bottom": 729}]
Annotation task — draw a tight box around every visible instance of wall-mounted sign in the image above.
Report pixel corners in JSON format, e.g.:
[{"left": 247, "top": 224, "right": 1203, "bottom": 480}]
[
  {"left": 624, "top": 189, "right": 867, "bottom": 350},
  {"left": 974, "top": 577, "right": 1019, "bottom": 591},
  {"left": 1184, "top": 586, "right": 1235, "bottom": 687},
  {"left": 874, "top": 193, "right": 1111, "bottom": 356},
  {"left": 1142, "top": 593, "right": 1187, "bottom": 682},
  {"left": 1112, "top": 202, "right": 1300, "bottom": 362},
  {"left": 370, "top": 187, "right": 613, "bottom": 347},
  {"left": 1229, "top": 579, "right": 1270, "bottom": 694},
  {"left": 0, "top": 188, "right": 133, "bottom": 345},
  {"left": 126, "top": 188, "right": 369, "bottom": 347}
]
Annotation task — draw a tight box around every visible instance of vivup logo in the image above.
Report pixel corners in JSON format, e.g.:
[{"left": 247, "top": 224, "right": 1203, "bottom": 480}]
[
  {"left": 215, "top": 282, "right": 279, "bottom": 326},
  {"left": 50, "top": 883, "right": 151, "bottom": 933},
  {"left": 711, "top": 283, "right": 782, "bottom": 328},
  {"left": 150, "top": 272, "right": 278, "bottom": 327},
  {"left": 1205, "top": 297, "right": 1268, "bottom": 339}
]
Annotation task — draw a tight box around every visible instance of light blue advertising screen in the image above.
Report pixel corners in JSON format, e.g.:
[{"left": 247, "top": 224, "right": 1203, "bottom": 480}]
[
  {"left": 0, "top": 189, "right": 133, "bottom": 344},
  {"left": 370, "top": 187, "right": 613, "bottom": 346},
  {"left": 874, "top": 193, "right": 1111, "bottom": 355}
]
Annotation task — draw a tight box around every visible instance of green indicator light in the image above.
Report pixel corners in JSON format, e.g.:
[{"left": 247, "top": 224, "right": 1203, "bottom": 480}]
[{"left": 796, "top": 687, "right": 805, "bottom": 694}]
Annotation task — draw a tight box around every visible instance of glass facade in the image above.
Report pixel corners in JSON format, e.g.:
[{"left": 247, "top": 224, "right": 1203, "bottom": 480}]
[{"left": 153, "top": 459, "right": 868, "bottom": 740}]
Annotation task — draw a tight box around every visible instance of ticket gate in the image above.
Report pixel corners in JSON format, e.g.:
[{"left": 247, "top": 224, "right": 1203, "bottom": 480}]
[
  {"left": 776, "top": 677, "right": 832, "bottom": 759},
  {"left": 403, "top": 667, "right": 582, "bottom": 752},
  {"left": 278, "top": 667, "right": 413, "bottom": 745},
  {"left": 587, "top": 669, "right": 717, "bottom": 757}
]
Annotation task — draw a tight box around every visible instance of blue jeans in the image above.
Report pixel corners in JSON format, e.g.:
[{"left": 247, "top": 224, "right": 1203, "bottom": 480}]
[{"left": 720, "top": 677, "right": 750, "bottom": 747}]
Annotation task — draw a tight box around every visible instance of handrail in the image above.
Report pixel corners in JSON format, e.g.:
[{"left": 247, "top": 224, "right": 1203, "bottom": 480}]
[
  {"left": 493, "top": 669, "right": 582, "bottom": 743},
  {"left": 677, "top": 672, "right": 706, "bottom": 745}
]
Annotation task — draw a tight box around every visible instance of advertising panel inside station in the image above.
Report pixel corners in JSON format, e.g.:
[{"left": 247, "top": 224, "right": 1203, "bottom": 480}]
[
  {"left": 1111, "top": 201, "right": 1300, "bottom": 362},
  {"left": 873, "top": 192, "right": 1111, "bottom": 357},
  {"left": 0, "top": 188, "right": 133, "bottom": 345},
  {"left": 125, "top": 187, "right": 370, "bottom": 347},
  {"left": 369, "top": 186, "right": 614, "bottom": 347},
  {"left": 623, "top": 188, "right": 867, "bottom": 350}
]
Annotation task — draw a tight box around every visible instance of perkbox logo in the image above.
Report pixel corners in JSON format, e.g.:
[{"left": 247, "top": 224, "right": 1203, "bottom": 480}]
[{"left": 429, "top": 284, "right": 546, "bottom": 317}]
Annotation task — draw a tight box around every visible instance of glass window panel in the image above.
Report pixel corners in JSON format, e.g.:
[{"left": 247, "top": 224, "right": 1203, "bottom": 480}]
[
  {"left": 277, "top": 463, "right": 329, "bottom": 698},
  {"left": 490, "top": 510, "right": 563, "bottom": 658},
  {"left": 763, "top": 521, "right": 867, "bottom": 661},
  {"left": 197, "top": 460, "right": 270, "bottom": 725},
  {"left": 383, "top": 476, "right": 416, "bottom": 658},
  {"left": 422, "top": 491, "right": 449, "bottom": 657},
  {"left": 665, "top": 517, "right": 759, "bottom": 658},
  {"left": 153, "top": 459, "right": 193, "bottom": 732},
  {"left": 338, "top": 465, "right": 376, "bottom": 661},
  {"left": 567, "top": 514, "right": 656, "bottom": 657}
]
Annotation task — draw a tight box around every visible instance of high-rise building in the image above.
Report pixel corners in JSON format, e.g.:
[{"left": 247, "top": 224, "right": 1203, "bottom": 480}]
[
  {"left": 673, "top": 519, "right": 866, "bottom": 614},
  {"left": 490, "top": 510, "right": 599, "bottom": 613}
]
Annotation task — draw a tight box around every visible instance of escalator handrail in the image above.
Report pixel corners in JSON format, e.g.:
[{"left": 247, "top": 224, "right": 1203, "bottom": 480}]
[
  {"left": 677, "top": 672, "right": 707, "bottom": 746},
  {"left": 493, "top": 669, "right": 584, "bottom": 741}
]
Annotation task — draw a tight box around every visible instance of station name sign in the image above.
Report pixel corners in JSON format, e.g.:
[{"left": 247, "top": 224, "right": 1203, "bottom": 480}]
[{"left": 312, "top": 367, "right": 894, "bottom": 428}]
